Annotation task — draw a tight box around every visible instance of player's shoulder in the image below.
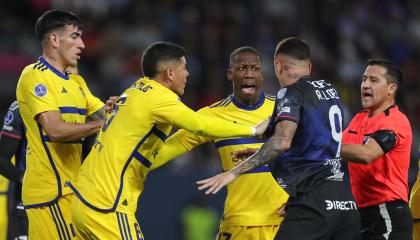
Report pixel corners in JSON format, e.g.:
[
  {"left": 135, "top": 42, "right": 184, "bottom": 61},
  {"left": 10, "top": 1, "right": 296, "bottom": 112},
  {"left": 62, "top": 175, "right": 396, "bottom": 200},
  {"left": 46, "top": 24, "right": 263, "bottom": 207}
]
[
  {"left": 208, "top": 95, "right": 233, "bottom": 109},
  {"left": 21, "top": 64, "right": 43, "bottom": 77},
  {"left": 8, "top": 101, "right": 19, "bottom": 112},
  {"left": 264, "top": 93, "right": 276, "bottom": 102},
  {"left": 381, "top": 105, "right": 411, "bottom": 129},
  {"left": 275, "top": 84, "right": 302, "bottom": 101},
  {"left": 19, "top": 61, "right": 46, "bottom": 84},
  {"left": 3, "top": 101, "right": 23, "bottom": 129},
  {"left": 69, "top": 73, "right": 86, "bottom": 84}
]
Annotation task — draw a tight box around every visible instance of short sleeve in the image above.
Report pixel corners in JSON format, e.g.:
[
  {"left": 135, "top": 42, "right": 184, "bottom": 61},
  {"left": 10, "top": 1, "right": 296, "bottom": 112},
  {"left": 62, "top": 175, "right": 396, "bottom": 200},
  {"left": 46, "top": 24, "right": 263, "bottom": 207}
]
[
  {"left": 273, "top": 86, "right": 303, "bottom": 125},
  {"left": 18, "top": 71, "right": 58, "bottom": 119},
  {"left": 1, "top": 101, "right": 24, "bottom": 139}
]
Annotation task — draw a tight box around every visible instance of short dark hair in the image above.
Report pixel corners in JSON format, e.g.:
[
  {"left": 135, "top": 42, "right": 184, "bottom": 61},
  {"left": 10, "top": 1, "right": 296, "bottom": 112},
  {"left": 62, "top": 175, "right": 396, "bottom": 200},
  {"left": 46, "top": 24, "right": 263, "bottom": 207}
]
[
  {"left": 367, "top": 59, "right": 402, "bottom": 85},
  {"left": 274, "top": 37, "right": 311, "bottom": 60},
  {"left": 35, "top": 9, "right": 83, "bottom": 40},
  {"left": 141, "top": 42, "right": 186, "bottom": 78},
  {"left": 229, "top": 46, "right": 261, "bottom": 67}
]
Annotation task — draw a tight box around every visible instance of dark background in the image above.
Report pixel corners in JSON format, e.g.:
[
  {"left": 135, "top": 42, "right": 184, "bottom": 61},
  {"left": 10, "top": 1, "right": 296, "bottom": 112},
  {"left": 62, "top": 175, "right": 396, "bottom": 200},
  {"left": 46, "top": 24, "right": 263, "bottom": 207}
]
[{"left": 0, "top": 0, "right": 419, "bottom": 239}]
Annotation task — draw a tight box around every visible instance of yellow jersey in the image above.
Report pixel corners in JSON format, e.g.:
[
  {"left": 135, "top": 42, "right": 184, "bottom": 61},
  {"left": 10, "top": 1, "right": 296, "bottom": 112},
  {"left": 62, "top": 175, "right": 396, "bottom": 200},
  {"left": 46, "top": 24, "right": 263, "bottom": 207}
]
[
  {"left": 154, "top": 93, "right": 289, "bottom": 226},
  {"left": 410, "top": 159, "right": 420, "bottom": 219},
  {"left": 69, "top": 77, "right": 255, "bottom": 214},
  {"left": 16, "top": 57, "right": 104, "bottom": 208}
]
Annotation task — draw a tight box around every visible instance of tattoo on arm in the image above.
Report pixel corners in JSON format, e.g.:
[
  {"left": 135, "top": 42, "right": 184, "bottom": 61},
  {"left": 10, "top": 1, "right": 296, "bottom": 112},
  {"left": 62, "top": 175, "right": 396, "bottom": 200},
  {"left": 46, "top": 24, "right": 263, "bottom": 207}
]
[
  {"left": 86, "top": 107, "right": 105, "bottom": 121},
  {"left": 231, "top": 120, "right": 298, "bottom": 176}
]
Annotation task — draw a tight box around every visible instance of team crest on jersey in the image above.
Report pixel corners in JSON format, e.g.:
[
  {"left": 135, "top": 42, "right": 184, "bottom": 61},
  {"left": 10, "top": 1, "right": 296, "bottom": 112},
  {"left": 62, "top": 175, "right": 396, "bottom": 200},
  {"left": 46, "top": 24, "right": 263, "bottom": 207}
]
[
  {"left": 277, "top": 88, "right": 287, "bottom": 99},
  {"left": 4, "top": 110, "right": 13, "bottom": 125},
  {"left": 34, "top": 84, "right": 47, "bottom": 97}
]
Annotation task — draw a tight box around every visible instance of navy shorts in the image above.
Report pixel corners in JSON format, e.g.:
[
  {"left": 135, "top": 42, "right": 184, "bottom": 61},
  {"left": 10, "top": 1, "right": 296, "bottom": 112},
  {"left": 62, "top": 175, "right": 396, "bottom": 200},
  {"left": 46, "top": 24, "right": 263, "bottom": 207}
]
[{"left": 275, "top": 179, "right": 361, "bottom": 240}]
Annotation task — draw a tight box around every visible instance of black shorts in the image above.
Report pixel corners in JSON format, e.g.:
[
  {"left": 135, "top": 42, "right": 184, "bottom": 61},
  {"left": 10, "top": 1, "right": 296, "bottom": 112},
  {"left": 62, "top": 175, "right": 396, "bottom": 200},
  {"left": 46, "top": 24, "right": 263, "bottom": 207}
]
[
  {"left": 359, "top": 200, "right": 412, "bottom": 240},
  {"left": 8, "top": 201, "right": 28, "bottom": 240},
  {"left": 275, "top": 179, "right": 360, "bottom": 240}
]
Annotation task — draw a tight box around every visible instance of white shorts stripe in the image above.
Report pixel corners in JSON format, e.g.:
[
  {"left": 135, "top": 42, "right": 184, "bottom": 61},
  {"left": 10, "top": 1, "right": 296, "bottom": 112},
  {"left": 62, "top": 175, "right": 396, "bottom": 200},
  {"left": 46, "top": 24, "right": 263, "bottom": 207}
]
[{"left": 379, "top": 203, "right": 392, "bottom": 239}]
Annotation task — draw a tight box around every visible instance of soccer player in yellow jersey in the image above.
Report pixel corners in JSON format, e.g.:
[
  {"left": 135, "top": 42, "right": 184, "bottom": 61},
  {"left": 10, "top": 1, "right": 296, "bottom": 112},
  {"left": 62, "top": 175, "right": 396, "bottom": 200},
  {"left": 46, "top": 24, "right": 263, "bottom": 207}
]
[
  {"left": 16, "top": 10, "right": 107, "bottom": 239},
  {"left": 69, "top": 42, "right": 268, "bottom": 239},
  {"left": 151, "top": 47, "right": 288, "bottom": 240},
  {"left": 410, "top": 157, "right": 420, "bottom": 240}
]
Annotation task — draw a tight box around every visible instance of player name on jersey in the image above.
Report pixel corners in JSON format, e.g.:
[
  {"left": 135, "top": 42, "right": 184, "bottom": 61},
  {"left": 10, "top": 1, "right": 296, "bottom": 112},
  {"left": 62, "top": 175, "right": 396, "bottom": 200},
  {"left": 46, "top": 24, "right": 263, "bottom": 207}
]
[{"left": 306, "top": 80, "right": 340, "bottom": 101}]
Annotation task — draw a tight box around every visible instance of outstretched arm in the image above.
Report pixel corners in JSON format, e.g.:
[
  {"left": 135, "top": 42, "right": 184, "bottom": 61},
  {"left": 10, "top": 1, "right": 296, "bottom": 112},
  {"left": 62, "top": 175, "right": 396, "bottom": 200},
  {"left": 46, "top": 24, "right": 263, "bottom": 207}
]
[
  {"left": 197, "top": 120, "right": 297, "bottom": 194},
  {"left": 151, "top": 129, "right": 207, "bottom": 170}
]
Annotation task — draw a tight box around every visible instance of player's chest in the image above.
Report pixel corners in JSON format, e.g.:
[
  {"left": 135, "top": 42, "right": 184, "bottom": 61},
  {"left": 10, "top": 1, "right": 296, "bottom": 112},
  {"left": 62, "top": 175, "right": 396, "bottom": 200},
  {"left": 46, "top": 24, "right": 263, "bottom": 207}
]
[
  {"left": 49, "top": 80, "right": 87, "bottom": 107},
  {"left": 348, "top": 115, "right": 381, "bottom": 144}
]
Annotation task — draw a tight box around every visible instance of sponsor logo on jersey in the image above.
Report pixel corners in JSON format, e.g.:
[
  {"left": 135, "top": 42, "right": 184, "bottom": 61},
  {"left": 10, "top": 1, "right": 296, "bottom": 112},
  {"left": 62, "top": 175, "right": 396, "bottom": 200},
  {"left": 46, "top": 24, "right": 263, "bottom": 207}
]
[
  {"left": 325, "top": 200, "right": 357, "bottom": 211},
  {"left": 34, "top": 83, "right": 47, "bottom": 97}
]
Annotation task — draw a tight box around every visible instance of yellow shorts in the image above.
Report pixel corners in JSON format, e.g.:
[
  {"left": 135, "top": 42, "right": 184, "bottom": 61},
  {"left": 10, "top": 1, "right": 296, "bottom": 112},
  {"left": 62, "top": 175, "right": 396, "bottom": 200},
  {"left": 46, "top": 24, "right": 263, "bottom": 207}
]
[
  {"left": 71, "top": 196, "right": 144, "bottom": 239},
  {"left": 26, "top": 194, "right": 76, "bottom": 240},
  {"left": 217, "top": 225, "right": 279, "bottom": 240},
  {"left": 414, "top": 220, "right": 420, "bottom": 240}
]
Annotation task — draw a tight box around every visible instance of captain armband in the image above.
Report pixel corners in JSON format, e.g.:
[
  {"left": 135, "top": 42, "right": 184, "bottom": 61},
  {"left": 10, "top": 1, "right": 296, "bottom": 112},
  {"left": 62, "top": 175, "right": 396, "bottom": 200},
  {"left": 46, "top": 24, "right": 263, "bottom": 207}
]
[{"left": 370, "top": 130, "right": 397, "bottom": 153}]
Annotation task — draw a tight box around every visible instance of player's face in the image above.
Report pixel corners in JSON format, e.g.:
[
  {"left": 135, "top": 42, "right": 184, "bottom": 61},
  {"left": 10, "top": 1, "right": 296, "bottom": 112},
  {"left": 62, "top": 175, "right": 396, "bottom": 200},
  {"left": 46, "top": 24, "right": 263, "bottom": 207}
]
[
  {"left": 361, "top": 65, "right": 396, "bottom": 112},
  {"left": 228, "top": 52, "right": 263, "bottom": 105},
  {"left": 56, "top": 25, "right": 85, "bottom": 68},
  {"left": 171, "top": 56, "right": 189, "bottom": 96}
]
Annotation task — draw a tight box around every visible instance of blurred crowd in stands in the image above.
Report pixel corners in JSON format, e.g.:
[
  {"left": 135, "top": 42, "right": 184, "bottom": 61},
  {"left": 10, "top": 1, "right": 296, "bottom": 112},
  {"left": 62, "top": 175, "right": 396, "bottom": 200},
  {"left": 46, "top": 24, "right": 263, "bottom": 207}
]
[{"left": 0, "top": 0, "right": 419, "bottom": 178}]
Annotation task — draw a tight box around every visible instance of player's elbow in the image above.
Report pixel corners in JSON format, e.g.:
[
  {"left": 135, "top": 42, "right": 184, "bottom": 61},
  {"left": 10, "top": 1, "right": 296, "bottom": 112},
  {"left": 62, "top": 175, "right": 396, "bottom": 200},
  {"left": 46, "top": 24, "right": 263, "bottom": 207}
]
[
  {"left": 43, "top": 127, "right": 66, "bottom": 142},
  {"left": 273, "top": 138, "right": 292, "bottom": 152}
]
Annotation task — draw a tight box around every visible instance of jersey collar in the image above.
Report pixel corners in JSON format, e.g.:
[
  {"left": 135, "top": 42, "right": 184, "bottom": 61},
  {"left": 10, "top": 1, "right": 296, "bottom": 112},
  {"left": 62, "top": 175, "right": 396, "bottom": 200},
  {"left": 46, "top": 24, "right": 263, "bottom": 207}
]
[
  {"left": 38, "top": 56, "right": 69, "bottom": 80},
  {"left": 231, "top": 92, "right": 265, "bottom": 111},
  {"left": 383, "top": 104, "right": 396, "bottom": 116}
]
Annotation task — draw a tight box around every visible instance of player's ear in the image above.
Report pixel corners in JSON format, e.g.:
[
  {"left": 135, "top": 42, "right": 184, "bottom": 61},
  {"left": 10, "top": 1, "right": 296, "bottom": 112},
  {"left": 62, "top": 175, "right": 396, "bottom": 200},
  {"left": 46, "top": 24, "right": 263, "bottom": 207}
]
[
  {"left": 388, "top": 83, "right": 397, "bottom": 96},
  {"left": 48, "top": 32, "right": 59, "bottom": 49},
  {"left": 166, "top": 68, "right": 173, "bottom": 80},
  {"left": 274, "top": 58, "right": 281, "bottom": 72}
]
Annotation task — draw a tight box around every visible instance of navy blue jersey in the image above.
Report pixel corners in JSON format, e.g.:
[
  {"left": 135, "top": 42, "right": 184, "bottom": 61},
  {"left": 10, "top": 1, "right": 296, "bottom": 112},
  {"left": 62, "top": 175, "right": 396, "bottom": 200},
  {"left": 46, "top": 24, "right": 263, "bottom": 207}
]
[
  {"left": 0, "top": 101, "right": 26, "bottom": 200},
  {"left": 265, "top": 76, "right": 344, "bottom": 196}
]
